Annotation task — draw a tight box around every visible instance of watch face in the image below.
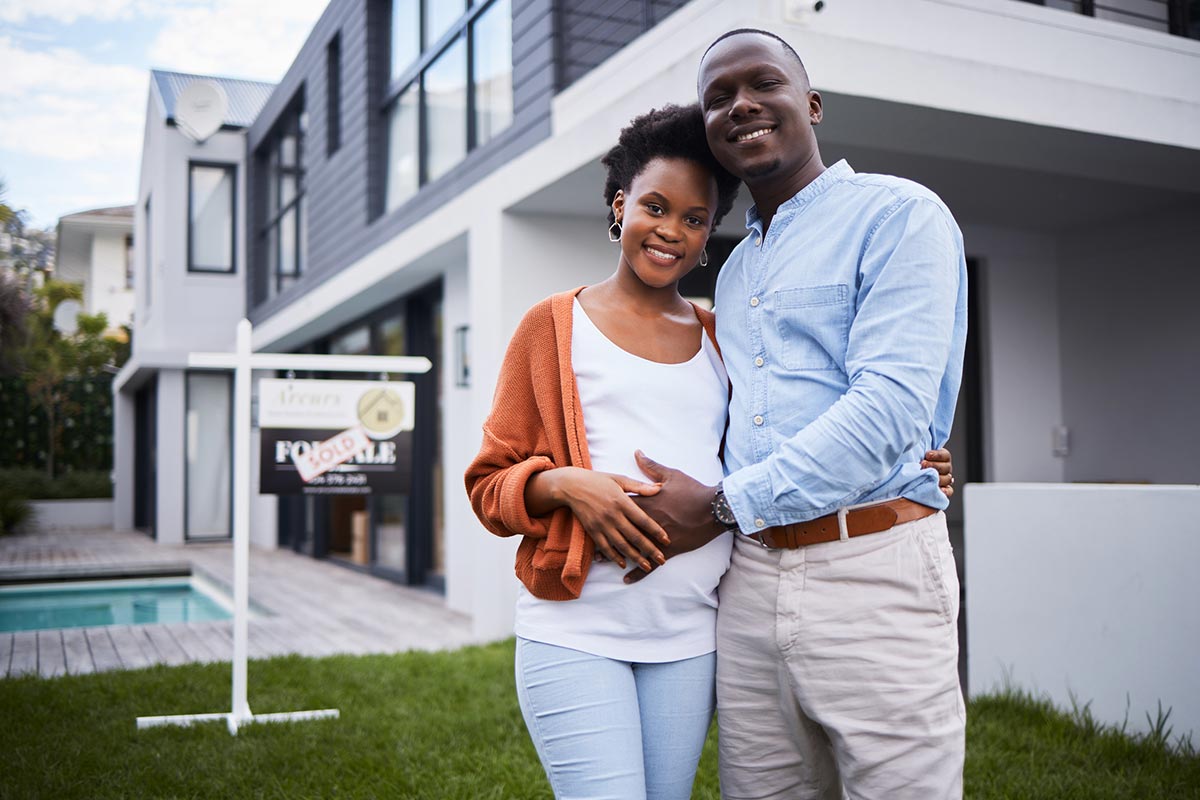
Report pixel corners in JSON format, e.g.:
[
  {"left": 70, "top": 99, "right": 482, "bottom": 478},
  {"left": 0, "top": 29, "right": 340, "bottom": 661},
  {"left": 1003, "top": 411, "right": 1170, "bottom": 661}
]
[{"left": 713, "top": 491, "right": 737, "bottom": 527}]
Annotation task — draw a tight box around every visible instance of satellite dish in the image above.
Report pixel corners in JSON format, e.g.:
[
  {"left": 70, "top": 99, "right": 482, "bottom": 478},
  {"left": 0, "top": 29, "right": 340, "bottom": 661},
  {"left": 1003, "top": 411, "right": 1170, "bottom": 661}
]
[
  {"left": 53, "top": 299, "right": 82, "bottom": 336},
  {"left": 175, "top": 80, "right": 228, "bottom": 143}
]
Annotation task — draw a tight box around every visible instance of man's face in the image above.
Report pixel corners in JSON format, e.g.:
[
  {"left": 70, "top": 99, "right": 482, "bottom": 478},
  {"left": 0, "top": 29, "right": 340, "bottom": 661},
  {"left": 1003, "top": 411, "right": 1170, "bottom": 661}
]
[{"left": 698, "top": 34, "right": 821, "bottom": 186}]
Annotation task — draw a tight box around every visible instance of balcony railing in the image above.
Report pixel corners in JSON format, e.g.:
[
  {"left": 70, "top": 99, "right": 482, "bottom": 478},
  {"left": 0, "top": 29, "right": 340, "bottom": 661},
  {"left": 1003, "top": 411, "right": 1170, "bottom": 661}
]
[{"left": 1015, "top": 0, "right": 1199, "bottom": 40}]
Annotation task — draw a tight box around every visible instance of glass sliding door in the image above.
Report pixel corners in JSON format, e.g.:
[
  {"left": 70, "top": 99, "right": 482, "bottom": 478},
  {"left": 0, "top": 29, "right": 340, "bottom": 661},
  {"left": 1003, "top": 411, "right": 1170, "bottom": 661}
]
[
  {"left": 185, "top": 372, "right": 232, "bottom": 539},
  {"left": 374, "top": 310, "right": 409, "bottom": 577}
]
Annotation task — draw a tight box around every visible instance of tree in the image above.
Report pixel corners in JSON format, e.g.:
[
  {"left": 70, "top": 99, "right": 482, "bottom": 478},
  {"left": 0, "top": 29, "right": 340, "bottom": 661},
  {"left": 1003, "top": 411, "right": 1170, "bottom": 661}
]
[
  {"left": 0, "top": 177, "right": 13, "bottom": 226},
  {"left": 18, "top": 280, "right": 126, "bottom": 477},
  {"left": 0, "top": 272, "right": 30, "bottom": 375}
]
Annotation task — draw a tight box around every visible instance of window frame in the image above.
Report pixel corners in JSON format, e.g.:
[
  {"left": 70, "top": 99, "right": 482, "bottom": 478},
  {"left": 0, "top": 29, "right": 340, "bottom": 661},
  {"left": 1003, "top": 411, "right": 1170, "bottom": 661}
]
[
  {"left": 124, "top": 233, "right": 134, "bottom": 290},
  {"left": 186, "top": 161, "right": 238, "bottom": 274},
  {"left": 326, "top": 32, "right": 342, "bottom": 157},
  {"left": 382, "top": 0, "right": 512, "bottom": 210},
  {"left": 256, "top": 94, "right": 307, "bottom": 300}
]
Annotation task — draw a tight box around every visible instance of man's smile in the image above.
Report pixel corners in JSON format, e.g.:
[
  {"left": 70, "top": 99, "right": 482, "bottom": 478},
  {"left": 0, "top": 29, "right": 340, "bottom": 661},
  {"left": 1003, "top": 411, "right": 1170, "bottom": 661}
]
[{"left": 732, "top": 125, "right": 776, "bottom": 143}]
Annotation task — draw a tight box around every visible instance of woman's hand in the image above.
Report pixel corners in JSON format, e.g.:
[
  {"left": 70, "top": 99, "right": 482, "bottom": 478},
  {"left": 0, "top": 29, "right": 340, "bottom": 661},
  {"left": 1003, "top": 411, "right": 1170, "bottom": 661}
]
[
  {"left": 922, "top": 448, "right": 955, "bottom": 499},
  {"left": 525, "top": 467, "right": 670, "bottom": 572}
]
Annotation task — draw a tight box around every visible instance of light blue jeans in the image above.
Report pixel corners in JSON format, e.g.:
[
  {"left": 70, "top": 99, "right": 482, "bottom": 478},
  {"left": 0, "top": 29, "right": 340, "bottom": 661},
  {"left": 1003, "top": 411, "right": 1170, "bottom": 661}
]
[{"left": 514, "top": 637, "right": 716, "bottom": 800}]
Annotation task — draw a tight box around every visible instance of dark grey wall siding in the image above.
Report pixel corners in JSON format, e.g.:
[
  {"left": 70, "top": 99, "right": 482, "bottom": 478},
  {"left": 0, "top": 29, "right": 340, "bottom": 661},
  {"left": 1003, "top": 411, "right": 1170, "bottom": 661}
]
[
  {"left": 248, "top": 0, "right": 555, "bottom": 324},
  {"left": 556, "top": 0, "right": 689, "bottom": 89},
  {"left": 247, "top": 0, "right": 696, "bottom": 325}
]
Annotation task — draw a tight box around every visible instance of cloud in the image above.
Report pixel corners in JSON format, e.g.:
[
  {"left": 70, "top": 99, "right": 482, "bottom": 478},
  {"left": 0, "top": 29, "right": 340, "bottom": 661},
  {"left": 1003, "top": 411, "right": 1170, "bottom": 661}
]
[
  {"left": 0, "top": 36, "right": 146, "bottom": 161},
  {"left": 0, "top": 1, "right": 329, "bottom": 225},
  {"left": 147, "top": 0, "right": 329, "bottom": 82},
  {"left": 0, "top": 0, "right": 133, "bottom": 24}
]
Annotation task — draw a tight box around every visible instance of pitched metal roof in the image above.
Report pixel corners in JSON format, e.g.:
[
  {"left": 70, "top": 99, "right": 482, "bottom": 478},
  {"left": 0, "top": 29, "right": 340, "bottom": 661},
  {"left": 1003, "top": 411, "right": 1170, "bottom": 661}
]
[
  {"left": 59, "top": 204, "right": 135, "bottom": 221},
  {"left": 151, "top": 69, "right": 276, "bottom": 129}
]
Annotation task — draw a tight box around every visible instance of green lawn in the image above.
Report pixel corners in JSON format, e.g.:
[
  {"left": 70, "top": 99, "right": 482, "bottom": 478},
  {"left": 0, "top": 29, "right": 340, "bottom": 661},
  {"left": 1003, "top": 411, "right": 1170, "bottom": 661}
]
[{"left": 1, "top": 639, "right": 1196, "bottom": 799}]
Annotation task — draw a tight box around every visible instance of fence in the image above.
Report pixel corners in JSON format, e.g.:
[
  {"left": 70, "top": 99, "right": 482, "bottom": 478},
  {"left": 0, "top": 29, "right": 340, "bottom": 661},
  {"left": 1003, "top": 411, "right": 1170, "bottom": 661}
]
[{"left": 0, "top": 375, "right": 113, "bottom": 474}]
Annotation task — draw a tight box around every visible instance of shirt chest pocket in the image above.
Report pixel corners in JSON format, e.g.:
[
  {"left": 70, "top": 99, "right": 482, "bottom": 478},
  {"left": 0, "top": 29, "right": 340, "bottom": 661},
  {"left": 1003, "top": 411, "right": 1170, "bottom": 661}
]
[{"left": 772, "top": 285, "right": 850, "bottom": 371}]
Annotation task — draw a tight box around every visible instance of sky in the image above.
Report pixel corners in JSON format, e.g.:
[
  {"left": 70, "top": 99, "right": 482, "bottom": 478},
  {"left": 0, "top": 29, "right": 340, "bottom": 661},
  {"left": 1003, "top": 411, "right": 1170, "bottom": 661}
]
[{"left": 0, "top": 0, "right": 330, "bottom": 229}]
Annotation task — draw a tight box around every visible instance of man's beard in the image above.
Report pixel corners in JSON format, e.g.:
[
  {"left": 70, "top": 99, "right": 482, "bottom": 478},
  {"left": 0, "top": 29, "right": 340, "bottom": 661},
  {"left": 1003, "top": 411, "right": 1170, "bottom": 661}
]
[{"left": 741, "top": 157, "right": 782, "bottom": 180}]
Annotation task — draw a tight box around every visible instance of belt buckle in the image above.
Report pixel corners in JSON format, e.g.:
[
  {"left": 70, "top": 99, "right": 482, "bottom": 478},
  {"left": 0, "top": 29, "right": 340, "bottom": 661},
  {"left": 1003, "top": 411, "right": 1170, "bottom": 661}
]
[{"left": 834, "top": 499, "right": 886, "bottom": 542}]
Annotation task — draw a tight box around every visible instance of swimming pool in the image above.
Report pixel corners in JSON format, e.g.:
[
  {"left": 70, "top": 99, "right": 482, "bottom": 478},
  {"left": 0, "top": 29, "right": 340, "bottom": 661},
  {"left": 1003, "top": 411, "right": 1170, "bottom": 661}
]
[{"left": 0, "top": 576, "right": 234, "bottom": 633}]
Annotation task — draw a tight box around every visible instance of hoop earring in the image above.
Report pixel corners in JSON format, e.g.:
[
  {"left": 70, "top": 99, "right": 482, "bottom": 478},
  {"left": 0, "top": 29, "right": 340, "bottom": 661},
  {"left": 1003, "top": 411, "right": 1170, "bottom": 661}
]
[
  {"left": 607, "top": 221, "right": 622, "bottom": 242},
  {"left": 699, "top": 248, "right": 709, "bottom": 267}
]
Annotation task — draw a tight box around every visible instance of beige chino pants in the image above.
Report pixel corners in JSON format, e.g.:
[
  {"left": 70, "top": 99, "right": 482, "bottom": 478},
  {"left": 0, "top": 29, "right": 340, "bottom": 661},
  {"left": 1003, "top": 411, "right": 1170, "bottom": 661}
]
[{"left": 715, "top": 511, "right": 965, "bottom": 800}]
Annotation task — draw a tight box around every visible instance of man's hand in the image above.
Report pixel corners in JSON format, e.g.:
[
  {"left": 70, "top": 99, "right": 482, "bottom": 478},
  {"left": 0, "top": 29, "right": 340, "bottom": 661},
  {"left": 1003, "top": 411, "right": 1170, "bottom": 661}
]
[
  {"left": 626, "top": 450, "right": 724, "bottom": 584},
  {"left": 526, "top": 467, "right": 669, "bottom": 572},
  {"left": 922, "top": 448, "right": 955, "bottom": 499}
]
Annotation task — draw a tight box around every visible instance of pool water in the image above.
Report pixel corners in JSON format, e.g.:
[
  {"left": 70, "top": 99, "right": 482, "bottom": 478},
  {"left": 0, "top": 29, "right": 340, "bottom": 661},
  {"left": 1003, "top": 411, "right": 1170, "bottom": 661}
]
[{"left": 0, "top": 577, "right": 233, "bottom": 633}]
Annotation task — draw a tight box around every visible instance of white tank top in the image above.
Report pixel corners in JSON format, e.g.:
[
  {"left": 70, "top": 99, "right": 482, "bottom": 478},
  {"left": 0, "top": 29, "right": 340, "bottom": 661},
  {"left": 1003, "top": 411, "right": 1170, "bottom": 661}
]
[{"left": 514, "top": 298, "right": 732, "bottom": 662}]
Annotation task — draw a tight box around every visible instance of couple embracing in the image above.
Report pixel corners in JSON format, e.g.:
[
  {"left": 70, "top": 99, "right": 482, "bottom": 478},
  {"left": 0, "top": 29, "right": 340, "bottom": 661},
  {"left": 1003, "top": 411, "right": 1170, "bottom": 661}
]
[{"left": 466, "top": 28, "right": 967, "bottom": 800}]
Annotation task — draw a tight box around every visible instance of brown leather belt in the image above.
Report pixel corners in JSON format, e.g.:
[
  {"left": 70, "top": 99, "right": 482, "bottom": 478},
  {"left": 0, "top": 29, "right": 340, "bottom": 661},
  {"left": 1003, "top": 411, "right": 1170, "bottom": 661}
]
[{"left": 748, "top": 499, "right": 936, "bottom": 549}]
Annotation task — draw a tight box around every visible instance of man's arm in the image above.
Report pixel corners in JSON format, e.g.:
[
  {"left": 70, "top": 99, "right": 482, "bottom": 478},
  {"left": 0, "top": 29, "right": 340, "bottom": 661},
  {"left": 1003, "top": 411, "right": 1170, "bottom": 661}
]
[
  {"left": 723, "top": 196, "right": 962, "bottom": 530},
  {"left": 634, "top": 196, "right": 963, "bottom": 541}
]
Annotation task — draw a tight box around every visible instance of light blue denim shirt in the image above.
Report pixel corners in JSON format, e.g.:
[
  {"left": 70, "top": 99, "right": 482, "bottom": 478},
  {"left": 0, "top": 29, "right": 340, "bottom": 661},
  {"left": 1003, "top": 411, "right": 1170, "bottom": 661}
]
[{"left": 716, "top": 160, "right": 967, "bottom": 531}]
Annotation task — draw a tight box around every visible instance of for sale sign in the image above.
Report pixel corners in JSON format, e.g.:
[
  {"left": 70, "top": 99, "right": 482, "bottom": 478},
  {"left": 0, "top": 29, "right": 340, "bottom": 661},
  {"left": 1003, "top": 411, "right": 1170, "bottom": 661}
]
[{"left": 258, "top": 379, "right": 415, "bottom": 495}]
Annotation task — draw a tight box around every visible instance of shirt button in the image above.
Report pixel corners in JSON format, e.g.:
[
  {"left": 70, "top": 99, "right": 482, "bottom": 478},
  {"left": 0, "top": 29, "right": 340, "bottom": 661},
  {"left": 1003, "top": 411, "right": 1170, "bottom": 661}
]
[
  {"left": 754, "top": 356, "right": 764, "bottom": 367},
  {"left": 753, "top": 415, "right": 764, "bottom": 426},
  {"left": 755, "top": 518, "right": 765, "bottom": 528},
  {"left": 755, "top": 236, "right": 762, "bottom": 246},
  {"left": 749, "top": 296, "right": 760, "bottom": 307}
]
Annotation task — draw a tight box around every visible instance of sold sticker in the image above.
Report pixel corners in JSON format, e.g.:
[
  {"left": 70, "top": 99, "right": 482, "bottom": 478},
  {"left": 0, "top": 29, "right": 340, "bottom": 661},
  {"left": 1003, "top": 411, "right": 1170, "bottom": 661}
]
[{"left": 291, "top": 426, "right": 371, "bottom": 483}]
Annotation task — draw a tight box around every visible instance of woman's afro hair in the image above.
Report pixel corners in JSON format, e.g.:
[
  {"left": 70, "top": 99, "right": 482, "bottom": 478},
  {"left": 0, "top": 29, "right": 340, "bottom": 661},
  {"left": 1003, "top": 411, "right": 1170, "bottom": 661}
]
[{"left": 601, "top": 103, "right": 739, "bottom": 230}]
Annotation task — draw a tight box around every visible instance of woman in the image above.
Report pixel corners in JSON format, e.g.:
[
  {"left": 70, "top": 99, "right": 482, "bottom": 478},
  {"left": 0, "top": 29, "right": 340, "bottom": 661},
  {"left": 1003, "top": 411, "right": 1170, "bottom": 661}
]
[{"left": 465, "top": 105, "right": 953, "bottom": 799}]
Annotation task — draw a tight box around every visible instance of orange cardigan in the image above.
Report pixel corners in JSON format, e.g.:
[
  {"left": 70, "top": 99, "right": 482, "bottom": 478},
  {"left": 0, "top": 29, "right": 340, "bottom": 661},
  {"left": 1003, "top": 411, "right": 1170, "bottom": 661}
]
[{"left": 464, "top": 287, "right": 719, "bottom": 600}]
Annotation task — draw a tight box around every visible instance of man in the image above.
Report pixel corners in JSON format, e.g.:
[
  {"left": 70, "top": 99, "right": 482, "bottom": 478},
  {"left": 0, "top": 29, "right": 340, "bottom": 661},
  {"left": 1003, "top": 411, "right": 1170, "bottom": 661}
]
[{"left": 632, "top": 28, "right": 968, "bottom": 799}]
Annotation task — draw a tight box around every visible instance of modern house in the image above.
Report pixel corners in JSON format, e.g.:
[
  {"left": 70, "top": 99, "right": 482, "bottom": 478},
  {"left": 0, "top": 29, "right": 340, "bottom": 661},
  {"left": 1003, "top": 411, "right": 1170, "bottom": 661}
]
[
  {"left": 113, "top": 70, "right": 275, "bottom": 544},
  {"left": 53, "top": 205, "right": 135, "bottom": 333},
  {"left": 116, "top": 0, "right": 1200, "bottom": 737}
]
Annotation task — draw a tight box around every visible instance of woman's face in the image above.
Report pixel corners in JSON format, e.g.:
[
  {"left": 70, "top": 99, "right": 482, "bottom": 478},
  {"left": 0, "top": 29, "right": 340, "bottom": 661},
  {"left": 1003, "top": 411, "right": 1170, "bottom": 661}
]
[{"left": 611, "top": 156, "right": 718, "bottom": 290}]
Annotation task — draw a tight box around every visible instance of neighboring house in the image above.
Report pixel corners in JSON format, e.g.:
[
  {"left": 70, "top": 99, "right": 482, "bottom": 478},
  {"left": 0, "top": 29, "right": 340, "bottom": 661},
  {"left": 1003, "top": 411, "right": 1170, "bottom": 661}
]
[
  {"left": 54, "top": 205, "right": 135, "bottom": 332},
  {"left": 115, "top": 0, "right": 1200, "bottom": 736},
  {"left": 113, "top": 70, "right": 275, "bottom": 545}
]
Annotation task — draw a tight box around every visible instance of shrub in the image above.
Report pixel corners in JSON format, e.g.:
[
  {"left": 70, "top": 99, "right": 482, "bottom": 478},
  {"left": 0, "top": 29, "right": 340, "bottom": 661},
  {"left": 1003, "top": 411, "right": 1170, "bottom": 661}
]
[
  {"left": 0, "top": 468, "right": 112, "bottom": 499},
  {"left": 0, "top": 486, "right": 31, "bottom": 534}
]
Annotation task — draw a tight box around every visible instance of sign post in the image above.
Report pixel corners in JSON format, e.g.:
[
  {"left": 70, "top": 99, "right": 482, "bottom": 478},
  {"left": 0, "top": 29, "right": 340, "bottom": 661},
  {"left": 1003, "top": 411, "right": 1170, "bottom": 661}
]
[{"left": 136, "top": 319, "right": 430, "bottom": 735}]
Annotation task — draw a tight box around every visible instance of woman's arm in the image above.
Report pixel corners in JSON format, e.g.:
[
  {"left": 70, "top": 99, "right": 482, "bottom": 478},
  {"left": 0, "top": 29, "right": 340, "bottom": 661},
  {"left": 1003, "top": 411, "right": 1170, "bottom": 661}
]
[{"left": 525, "top": 468, "right": 669, "bottom": 573}]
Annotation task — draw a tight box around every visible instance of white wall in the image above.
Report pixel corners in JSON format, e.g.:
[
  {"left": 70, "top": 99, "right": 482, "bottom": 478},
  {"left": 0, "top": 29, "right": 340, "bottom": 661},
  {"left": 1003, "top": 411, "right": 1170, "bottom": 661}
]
[
  {"left": 154, "top": 369, "right": 185, "bottom": 545},
  {"left": 962, "top": 224, "right": 1065, "bottom": 483},
  {"left": 451, "top": 211, "right": 615, "bottom": 637},
  {"left": 1056, "top": 208, "right": 1200, "bottom": 484},
  {"left": 442, "top": 258, "right": 476, "bottom": 620},
  {"left": 89, "top": 230, "right": 134, "bottom": 328},
  {"left": 28, "top": 499, "right": 114, "bottom": 530},
  {"left": 135, "top": 116, "right": 248, "bottom": 355},
  {"left": 966, "top": 483, "right": 1200, "bottom": 741},
  {"left": 112, "top": 385, "right": 136, "bottom": 529}
]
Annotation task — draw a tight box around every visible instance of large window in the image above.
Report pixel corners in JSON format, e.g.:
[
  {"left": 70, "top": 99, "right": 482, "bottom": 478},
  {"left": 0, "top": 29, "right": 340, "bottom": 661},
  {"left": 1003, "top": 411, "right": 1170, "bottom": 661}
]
[
  {"left": 259, "top": 97, "right": 308, "bottom": 300},
  {"left": 384, "top": 0, "right": 512, "bottom": 213},
  {"left": 188, "top": 163, "right": 235, "bottom": 273}
]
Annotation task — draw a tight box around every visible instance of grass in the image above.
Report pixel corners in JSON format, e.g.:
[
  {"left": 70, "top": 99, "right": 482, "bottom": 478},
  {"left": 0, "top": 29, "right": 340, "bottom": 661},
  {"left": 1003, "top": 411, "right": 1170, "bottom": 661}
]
[{"left": 0, "top": 640, "right": 1197, "bottom": 799}]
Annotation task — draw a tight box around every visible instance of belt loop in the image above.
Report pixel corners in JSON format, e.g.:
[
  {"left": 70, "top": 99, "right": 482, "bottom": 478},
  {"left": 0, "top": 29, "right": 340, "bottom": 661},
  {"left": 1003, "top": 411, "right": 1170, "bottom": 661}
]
[{"left": 836, "top": 507, "right": 850, "bottom": 541}]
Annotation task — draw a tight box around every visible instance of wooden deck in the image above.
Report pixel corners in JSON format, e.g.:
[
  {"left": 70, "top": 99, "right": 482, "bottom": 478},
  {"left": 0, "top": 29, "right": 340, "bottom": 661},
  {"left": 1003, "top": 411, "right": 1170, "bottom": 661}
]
[{"left": 0, "top": 527, "right": 480, "bottom": 679}]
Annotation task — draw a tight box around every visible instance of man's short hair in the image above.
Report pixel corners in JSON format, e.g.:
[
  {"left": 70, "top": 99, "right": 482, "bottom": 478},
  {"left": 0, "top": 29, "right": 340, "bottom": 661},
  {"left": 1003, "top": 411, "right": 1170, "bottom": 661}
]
[{"left": 701, "top": 28, "right": 810, "bottom": 85}]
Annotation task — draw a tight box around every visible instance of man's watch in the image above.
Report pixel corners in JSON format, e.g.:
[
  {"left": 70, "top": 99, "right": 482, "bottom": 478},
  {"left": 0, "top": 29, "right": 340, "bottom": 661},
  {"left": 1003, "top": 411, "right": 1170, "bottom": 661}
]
[{"left": 711, "top": 485, "right": 739, "bottom": 531}]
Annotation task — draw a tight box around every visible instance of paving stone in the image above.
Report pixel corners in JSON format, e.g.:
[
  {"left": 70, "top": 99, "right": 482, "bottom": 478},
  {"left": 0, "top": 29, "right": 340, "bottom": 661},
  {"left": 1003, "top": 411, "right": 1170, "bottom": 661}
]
[{"left": 0, "top": 526, "right": 479, "bottom": 677}]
